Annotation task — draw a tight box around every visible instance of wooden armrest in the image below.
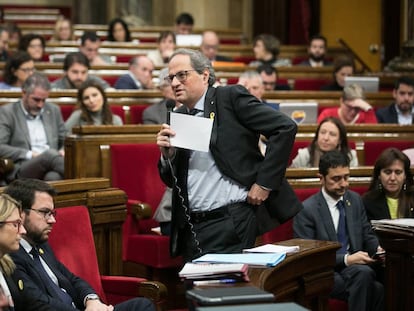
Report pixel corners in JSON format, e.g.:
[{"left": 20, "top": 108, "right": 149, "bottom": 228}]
[
  {"left": 130, "top": 202, "right": 152, "bottom": 220},
  {"left": 0, "top": 158, "right": 14, "bottom": 175},
  {"left": 138, "top": 281, "right": 168, "bottom": 311}
]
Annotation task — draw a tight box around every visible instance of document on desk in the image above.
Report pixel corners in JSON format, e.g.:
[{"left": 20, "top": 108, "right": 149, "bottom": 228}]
[
  {"left": 192, "top": 253, "right": 286, "bottom": 267},
  {"left": 243, "top": 244, "right": 299, "bottom": 254},
  {"left": 170, "top": 112, "right": 213, "bottom": 152}
]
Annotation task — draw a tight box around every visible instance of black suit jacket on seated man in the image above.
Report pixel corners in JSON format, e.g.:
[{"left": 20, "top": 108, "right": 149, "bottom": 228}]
[{"left": 159, "top": 81, "right": 302, "bottom": 259}]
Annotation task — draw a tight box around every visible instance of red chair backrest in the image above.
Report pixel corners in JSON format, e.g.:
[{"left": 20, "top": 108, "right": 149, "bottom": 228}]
[
  {"left": 110, "top": 106, "right": 126, "bottom": 123},
  {"left": 288, "top": 141, "right": 310, "bottom": 166},
  {"left": 294, "top": 78, "right": 331, "bottom": 91},
  {"left": 49, "top": 206, "right": 106, "bottom": 301},
  {"left": 363, "top": 140, "right": 414, "bottom": 165},
  {"left": 129, "top": 105, "right": 147, "bottom": 124}
]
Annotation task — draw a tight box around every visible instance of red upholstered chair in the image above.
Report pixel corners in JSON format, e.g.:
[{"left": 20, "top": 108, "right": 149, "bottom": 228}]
[
  {"left": 129, "top": 105, "right": 148, "bottom": 124},
  {"left": 59, "top": 105, "right": 76, "bottom": 121},
  {"left": 288, "top": 141, "right": 309, "bottom": 166},
  {"left": 363, "top": 140, "right": 414, "bottom": 165},
  {"left": 109, "top": 143, "right": 183, "bottom": 271},
  {"left": 48, "top": 205, "right": 167, "bottom": 309},
  {"left": 294, "top": 78, "right": 331, "bottom": 91}
]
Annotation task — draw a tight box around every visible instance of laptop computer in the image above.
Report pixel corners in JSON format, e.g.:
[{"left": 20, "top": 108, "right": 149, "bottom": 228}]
[
  {"left": 186, "top": 286, "right": 275, "bottom": 306},
  {"left": 344, "top": 76, "right": 380, "bottom": 92},
  {"left": 176, "top": 34, "right": 203, "bottom": 46},
  {"left": 278, "top": 102, "right": 318, "bottom": 124}
]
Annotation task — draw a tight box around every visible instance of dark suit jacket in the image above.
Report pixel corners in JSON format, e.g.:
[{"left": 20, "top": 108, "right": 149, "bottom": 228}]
[
  {"left": 293, "top": 190, "right": 379, "bottom": 268},
  {"left": 299, "top": 59, "right": 333, "bottom": 67},
  {"left": 114, "top": 74, "right": 141, "bottom": 90},
  {"left": 0, "top": 101, "right": 66, "bottom": 180},
  {"left": 159, "top": 85, "right": 302, "bottom": 256},
  {"left": 10, "top": 243, "right": 96, "bottom": 311},
  {"left": 375, "top": 103, "right": 413, "bottom": 124},
  {"left": 214, "top": 55, "right": 233, "bottom": 62},
  {"left": 142, "top": 100, "right": 168, "bottom": 124}
]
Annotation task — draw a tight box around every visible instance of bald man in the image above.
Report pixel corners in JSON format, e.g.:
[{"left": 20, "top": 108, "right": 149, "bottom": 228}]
[
  {"left": 200, "top": 31, "right": 232, "bottom": 62},
  {"left": 114, "top": 56, "right": 155, "bottom": 89}
]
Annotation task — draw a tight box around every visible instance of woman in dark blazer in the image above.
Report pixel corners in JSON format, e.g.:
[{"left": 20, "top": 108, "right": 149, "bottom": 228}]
[{"left": 363, "top": 148, "right": 414, "bottom": 221}]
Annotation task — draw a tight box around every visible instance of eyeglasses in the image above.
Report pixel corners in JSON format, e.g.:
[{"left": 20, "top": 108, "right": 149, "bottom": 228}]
[
  {"left": 18, "top": 67, "right": 35, "bottom": 73},
  {"left": 262, "top": 82, "right": 276, "bottom": 86},
  {"left": 0, "top": 219, "right": 22, "bottom": 231},
  {"left": 29, "top": 208, "right": 57, "bottom": 220},
  {"left": 164, "top": 70, "right": 197, "bottom": 84}
]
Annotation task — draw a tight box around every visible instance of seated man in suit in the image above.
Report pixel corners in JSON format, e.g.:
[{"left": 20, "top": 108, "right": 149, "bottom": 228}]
[
  {"left": 79, "top": 31, "right": 114, "bottom": 66},
  {"left": 114, "top": 56, "right": 154, "bottom": 90},
  {"left": 6, "top": 178, "right": 155, "bottom": 311},
  {"left": 299, "top": 34, "right": 332, "bottom": 67},
  {"left": 376, "top": 76, "right": 414, "bottom": 124},
  {"left": 293, "top": 150, "right": 384, "bottom": 311},
  {"left": 0, "top": 72, "right": 66, "bottom": 182},
  {"left": 200, "top": 31, "right": 232, "bottom": 62},
  {"left": 51, "top": 52, "right": 110, "bottom": 90},
  {"left": 256, "top": 65, "right": 290, "bottom": 91}
]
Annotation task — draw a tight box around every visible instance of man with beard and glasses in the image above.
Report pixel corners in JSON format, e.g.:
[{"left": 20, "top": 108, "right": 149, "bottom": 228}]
[
  {"left": 376, "top": 76, "right": 414, "bottom": 124},
  {"left": 51, "top": 52, "right": 110, "bottom": 90},
  {"left": 0, "top": 72, "right": 66, "bottom": 182},
  {"left": 299, "top": 34, "right": 332, "bottom": 67},
  {"left": 6, "top": 178, "right": 156, "bottom": 311},
  {"left": 293, "top": 150, "right": 384, "bottom": 311}
]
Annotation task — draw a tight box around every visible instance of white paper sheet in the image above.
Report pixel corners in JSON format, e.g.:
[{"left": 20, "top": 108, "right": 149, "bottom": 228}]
[{"left": 170, "top": 112, "right": 213, "bottom": 152}]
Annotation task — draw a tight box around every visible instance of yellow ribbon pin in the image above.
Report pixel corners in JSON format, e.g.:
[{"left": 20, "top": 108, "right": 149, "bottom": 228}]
[
  {"left": 210, "top": 112, "right": 215, "bottom": 119},
  {"left": 18, "top": 280, "right": 24, "bottom": 290},
  {"left": 39, "top": 248, "right": 44, "bottom": 255}
]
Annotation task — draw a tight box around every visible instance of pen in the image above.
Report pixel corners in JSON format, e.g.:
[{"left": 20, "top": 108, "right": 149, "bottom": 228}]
[{"left": 193, "top": 279, "right": 237, "bottom": 286}]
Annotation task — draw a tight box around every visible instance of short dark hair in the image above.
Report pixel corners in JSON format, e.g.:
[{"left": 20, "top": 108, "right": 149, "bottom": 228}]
[
  {"left": 257, "top": 64, "right": 278, "bottom": 77},
  {"left": 158, "top": 31, "right": 176, "bottom": 44},
  {"left": 63, "top": 52, "right": 90, "bottom": 71},
  {"left": 394, "top": 76, "right": 414, "bottom": 90},
  {"left": 253, "top": 34, "right": 280, "bottom": 58},
  {"left": 309, "top": 34, "right": 327, "bottom": 46},
  {"left": 81, "top": 31, "right": 100, "bottom": 45},
  {"left": 4, "top": 178, "right": 57, "bottom": 212},
  {"left": 107, "top": 17, "right": 131, "bottom": 42},
  {"left": 18, "top": 33, "right": 46, "bottom": 51},
  {"left": 3, "top": 51, "right": 32, "bottom": 85},
  {"left": 319, "top": 150, "right": 350, "bottom": 177},
  {"left": 333, "top": 54, "right": 355, "bottom": 74},
  {"left": 175, "top": 12, "right": 194, "bottom": 25}
]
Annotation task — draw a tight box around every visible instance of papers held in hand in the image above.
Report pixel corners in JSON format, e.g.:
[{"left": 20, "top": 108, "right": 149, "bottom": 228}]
[
  {"left": 179, "top": 263, "right": 249, "bottom": 282},
  {"left": 243, "top": 244, "right": 300, "bottom": 254},
  {"left": 192, "top": 252, "right": 286, "bottom": 267}
]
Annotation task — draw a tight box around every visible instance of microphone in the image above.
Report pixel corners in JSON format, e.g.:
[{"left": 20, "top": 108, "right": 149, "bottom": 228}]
[{"left": 165, "top": 99, "right": 175, "bottom": 125}]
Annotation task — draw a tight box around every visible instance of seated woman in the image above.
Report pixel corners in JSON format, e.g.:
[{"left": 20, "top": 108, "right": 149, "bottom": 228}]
[
  {"left": 0, "top": 51, "right": 35, "bottom": 90},
  {"left": 147, "top": 31, "right": 176, "bottom": 66},
  {"left": 291, "top": 117, "right": 358, "bottom": 168},
  {"left": 65, "top": 81, "right": 123, "bottom": 134},
  {"left": 320, "top": 54, "right": 355, "bottom": 91},
  {"left": 317, "top": 83, "right": 378, "bottom": 124},
  {"left": 18, "top": 33, "right": 47, "bottom": 62},
  {"left": 106, "top": 17, "right": 132, "bottom": 42},
  {"left": 50, "top": 16, "right": 75, "bottom": 41},
  {"left": 248, "top": 34, "right": 291, "bottom": 67},
  {"left": 363, "top": 148, "right": 414, "bottom": 221}
]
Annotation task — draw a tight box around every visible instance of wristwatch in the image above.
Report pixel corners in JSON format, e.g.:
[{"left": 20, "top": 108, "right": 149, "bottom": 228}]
[{"left": 85, "top": 294, "right": 100, "bottom": 304}]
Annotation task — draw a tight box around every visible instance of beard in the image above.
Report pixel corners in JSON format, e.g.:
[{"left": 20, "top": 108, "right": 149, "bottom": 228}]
[{"left": 309, "top": 53, "right": 325, "bottom": 62}]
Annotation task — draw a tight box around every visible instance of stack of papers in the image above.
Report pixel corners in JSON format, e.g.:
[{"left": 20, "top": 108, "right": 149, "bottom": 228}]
[
  {"left": 243, "top": 244, "right": 299, "bottom": 254},
  {"left": 192, "top": 252, "right": 286, "bottom": 267},
  {"left": 179, "top": 263, "right": 249, "bottom": 282}
]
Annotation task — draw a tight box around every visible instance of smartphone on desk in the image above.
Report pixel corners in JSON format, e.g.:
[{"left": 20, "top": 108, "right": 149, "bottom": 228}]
[{"left": 372, "top": 251, "right": 386, "bottom": 260}]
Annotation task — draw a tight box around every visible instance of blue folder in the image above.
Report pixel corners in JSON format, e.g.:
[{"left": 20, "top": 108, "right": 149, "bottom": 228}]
[{"left": 192, "top": 253, "right": 286, "bottom": 267}]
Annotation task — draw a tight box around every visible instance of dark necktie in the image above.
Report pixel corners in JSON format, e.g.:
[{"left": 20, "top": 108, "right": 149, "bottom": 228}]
[
  {"left": 30, "top": 247, "right": 74, "bottom": 307},
  {"left": 336, "top": 200, "right": 348, "bottom": 254},
  {"left": 189, "top": 108, "right": 202, "bottom": 116}
]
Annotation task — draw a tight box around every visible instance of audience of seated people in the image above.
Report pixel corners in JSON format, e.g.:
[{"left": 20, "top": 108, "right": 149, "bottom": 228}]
[
  {"left": 257, "top": 64, "right": 291, "bottom": 91},
  {"left": 318, "top": 83, "right": 378, "bottom": 124},
  {"left": 249, "top": 34, "right": 291, "bottom": 67},
  {"left": 0, "top": 72, "right": 66, "bottom": 182},
  {"left": 49, "top": 16, "right": 75, "bottom": 42},
  {"left": 376, "top": 76, "right": 414, "bottom": 124},
  {"left": 65, "top": 81, "right": 123, "bottom": 134},
  {"left": 106, "top": 17, "right": 132, "bottom": 42},
  {"left": 79, "top": 31, "right": 114, "bottom": 65},
  {"left": 363, "top": 147, "right": 414, "bottom": 221},
  {"left": 200, "top": 30, "right": 232, "bottom": 62},
  {"left": 18, "top": 33, "right": 47, "bottom": 62},
  {"left": 299, "top": 34, "right": 332, "bottom": 67},
  {"left": 51, "top": 52, "right": 110, "bottom": 90},
  {"left": 291, "top": 116, "right": 358, "bottom": 168},
  {"left": 114, "top": 55, "right": 155, "bottom": 89},
  {"left": 174, "top": 12, "right": 194, "bottom": 34},
  {"left": 320, "top": 54, "right": 355, "bottom": 91},
  {"left": 0, "top": 51, "right": 35, "bottom": 90},
  {"left": 4, "top": 22, "right": 21, "bottom": 46},
  {"left": 147, "top": 31, "right": 176, "bottom": 66},
  {"left": 0, "top": 26, "right": 10, "bottom": 62}
]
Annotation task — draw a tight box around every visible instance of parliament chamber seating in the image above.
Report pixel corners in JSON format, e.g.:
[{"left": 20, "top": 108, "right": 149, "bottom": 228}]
[
  {"left": 48, "top": 205, "right": 167, "bottom": 310},
  {"left": 363, "top": 140, "right": 414, "bottom": 165}
]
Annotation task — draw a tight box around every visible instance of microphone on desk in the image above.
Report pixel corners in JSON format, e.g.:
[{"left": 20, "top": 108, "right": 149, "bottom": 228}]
[{"left": 166, "top": 99, "right": 175, "bottom": 125}]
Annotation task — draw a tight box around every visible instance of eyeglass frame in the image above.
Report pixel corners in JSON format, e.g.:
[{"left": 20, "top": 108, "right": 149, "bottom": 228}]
[
  {"left": 0, "top": 219, "right": 23, "bottom": 230},
  {"left": 164, "top": 70, "right": 197, "bottom": 85},
  {"left": 29, "top": 208, "right": 57, "bottom": 220},
  {"left": 18, "top": 67, "right": 36, "bottom": 74}
]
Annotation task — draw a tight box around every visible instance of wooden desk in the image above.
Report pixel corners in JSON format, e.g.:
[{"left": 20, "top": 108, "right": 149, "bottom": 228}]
[
  {"left": 248, "top": 239, "right": 340, "bottom": 311},
  {"left": 372, "top": 224, "right": 414, "bottom": 311}
]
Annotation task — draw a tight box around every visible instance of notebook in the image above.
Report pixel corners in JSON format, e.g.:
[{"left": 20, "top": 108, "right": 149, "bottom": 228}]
[
  {"left": 196, "top": 302, "right": 309, "bottom": 311},
  {"left": 344, "top": 76, "right": 380, "bottom": 92},
  {"left": 278, "top": 102, "right": 318, "bottom": 124},
  {"left": 186, "top": 286, "right": 275, "bottom": 305}
]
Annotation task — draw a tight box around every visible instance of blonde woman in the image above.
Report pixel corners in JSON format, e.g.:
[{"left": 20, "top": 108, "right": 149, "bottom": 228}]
[{"left": 50, "top": 17, "right": 75, "bottom": 41}]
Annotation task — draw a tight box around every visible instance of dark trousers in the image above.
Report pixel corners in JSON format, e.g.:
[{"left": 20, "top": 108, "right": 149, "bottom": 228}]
[
  {"left": 181, "top": 201, "right": 257, "bottom": 261},
  {"left": 114, "top": 297, "right": 155, "bottom": 311},
  {"left": 331, "top": 264, "right": 384, "bottom": 311}
]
